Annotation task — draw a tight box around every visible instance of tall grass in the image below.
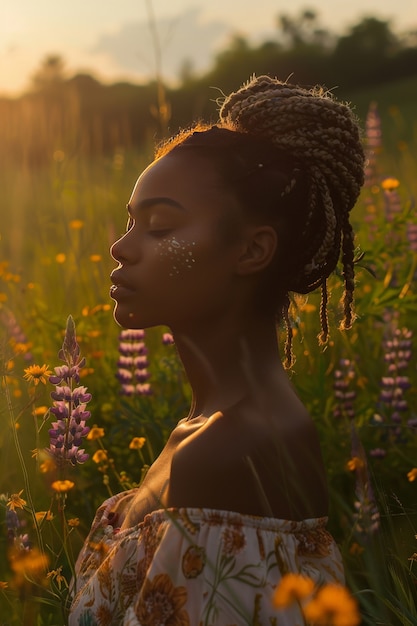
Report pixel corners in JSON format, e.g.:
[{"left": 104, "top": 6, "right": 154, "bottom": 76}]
[{"left": 1, "top": 86, "right": 417, "bottom": 624}]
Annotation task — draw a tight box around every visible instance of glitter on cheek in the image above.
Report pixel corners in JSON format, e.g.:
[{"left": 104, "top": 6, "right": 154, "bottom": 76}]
[{"left": 155, "top": 237, "right": 197, "bottom": 277}]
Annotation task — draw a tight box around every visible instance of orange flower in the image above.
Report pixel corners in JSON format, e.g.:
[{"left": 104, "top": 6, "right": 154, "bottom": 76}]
[
  {"left": 92, "top": 450, "right": 108, "bottom": 463},
  {"left": 70, "top": 219, "right": 84, "bottom": 230},
  {"left": 407, "top": 468, "right": 417, "bottom": 482},
  {"left": 35, "top": 511, "right": 54, "bottom": 523},
  {"left": 7, "top": 490, "right": 26, "bottom": 511},
  {"left": 67, "top": 518, "right": 80, "bottom": 527},
  {"left": 55, "top": 253, "right": 66, "bottom": 263},
  {"left": 33, "top": 405, "right": 49, "bottom": 418},
  {"left": 89, "top": 254, "right": 102, "bottom": 262},
  {"left": 23, "top": 364, "right": 52, "bottom": 386},
  {"left": 87, "top": 426, "right": 105, "bottom": 440},
  {"left": 346, "top": 456, "right": 365, "bottom": 472},
  {"left": 381, "top": 177, "right": 400, "bottom": 190},
  {"left": 303, "top": 584, "right": 360, "bottom": 626},
  {"left": 0, "top": 581, "right": 8, "bottom": 589},
  {"left": 51, "top": 480, "right": 75, "bottom": 493},
  {"left": 129, "top": 437, "right": 146, "bottom": 450},
  {"left": 273, "top": 573, "right": 315, "bottom": 608}
]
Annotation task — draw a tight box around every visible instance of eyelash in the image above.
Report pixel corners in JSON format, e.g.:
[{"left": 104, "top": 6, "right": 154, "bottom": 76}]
[{"left": 125, "top": 216, "right": 172, "bottom": 238}]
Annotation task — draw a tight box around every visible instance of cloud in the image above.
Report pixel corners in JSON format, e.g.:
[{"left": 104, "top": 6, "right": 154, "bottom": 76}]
[{"left": 90, "top": 6, "right": 230, "bottom": 81}]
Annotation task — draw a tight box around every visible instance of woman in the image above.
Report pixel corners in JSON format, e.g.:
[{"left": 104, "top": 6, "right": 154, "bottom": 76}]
[{"left": 69, "top": 75, "right": 364, "bottom": 625}]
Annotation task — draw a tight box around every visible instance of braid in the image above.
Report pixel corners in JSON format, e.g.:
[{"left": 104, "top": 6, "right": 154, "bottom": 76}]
[
  {"left": 219, "top": 75, "right": 365, "bottom": 346},
  {"left": 282, "top": 296, "right": 294, "bottom": 369},
  {"left": 318, "top": 279, "right": 329, "bottom": 345}
]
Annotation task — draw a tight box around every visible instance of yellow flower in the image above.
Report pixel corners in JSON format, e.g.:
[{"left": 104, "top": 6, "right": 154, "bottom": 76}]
[
  {"left": 381, "top": 177, "right": 400, "bottom": 191},
  {"left": 9, "top": 547, "right": 49, "bottom": 586},
  {"left": 273, "top": 573, "right": 315, "bottom": 608},
  {"left": 303, "top": 584, "right": 361, "bottom": 626},
  {"left": 346, "top": 456, "right": 365, "bottom": 472},
  {"left": 23, "top": 364, "right": 52, "bottom": 386},
  {"left": 7, "top": 490, "right": 26, "bottom": 511},
  {"left": 89, "top": 254, "right": 102, "bottom": 262},
  {"left": 47, "top": 566, "right": 67, "bottom": 590},
  {"left": 92, "top": 450, "right": 108, "bottom": 463},
  {"left": 40, "top": 459, "right": 56, "bottom": 473},
  {"left": 0, "top": 581, "right": 8, "bottom": 589},
  {"left": 129, "top": 437, "right": 146, "bottom": 450},
  {"left": 35, "top": 510, "right": 54, "bottom": 523},
  {"left": 407, "top": 468, "right": 417, "bottom": 482},
  {"left": 33, "top": 406, "right": 49, "bottom": 418},
  {"left": 67, "top": 517, "right": 80, "bottom": 527},
  {"left": 51, "top": 480, "right": 75, "bottom": 493},
  {"left": 87, "top": 426, "right": 105, "bottom": 440},
  {"left": 55, "top": 253, "right": 66, "bottom": 263},
  {"left": 70, "top": 219, "right": 84, "bottom": 230}
]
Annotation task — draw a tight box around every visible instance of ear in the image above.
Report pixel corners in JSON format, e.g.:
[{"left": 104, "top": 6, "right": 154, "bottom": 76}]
[{"left": 236, "top": 225, "right": 277, "bottom": 276}]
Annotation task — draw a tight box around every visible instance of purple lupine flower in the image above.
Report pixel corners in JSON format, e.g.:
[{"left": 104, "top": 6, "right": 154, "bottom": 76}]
[
  {"left": 117, "top": 328, "right": 152, "bottom": 396},
  {"left": 333, "top": 358, "right": 356, "bottom": 420},
  {"left": 364, "top": 101, "right": 382, "bottom": 189},
  {"left": 0, "top": 308, "right": 33, "bottom": 361},
  {"left": 46, "top": 316, "right": 92, "bottom": 467},
  {"left": 350, "top": 424, "right": 380, "bottom": 536},
  {"left": 162, "top": 332, "right": 174, "bottom": 345},
  {"left": 374, "top": 323, "right": 414, "bottom": 446},
  {"left": 407, "top": 222, "right": 417, "bottom": 252}
]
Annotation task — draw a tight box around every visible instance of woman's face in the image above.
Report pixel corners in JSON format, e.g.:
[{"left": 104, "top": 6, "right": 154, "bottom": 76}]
[{"left": 110, "top": 151, "right": 245, "bottom": 331}]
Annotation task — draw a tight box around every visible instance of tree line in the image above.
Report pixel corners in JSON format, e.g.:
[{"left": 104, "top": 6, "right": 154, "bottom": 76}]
[{"left": 1, "top": 11, "right": 417, "bottom": 166}]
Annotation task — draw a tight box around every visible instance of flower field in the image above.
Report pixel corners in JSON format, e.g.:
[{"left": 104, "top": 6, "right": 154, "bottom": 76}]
[{"left": 1, "top": 90, "right": 417, "bottom": 625}]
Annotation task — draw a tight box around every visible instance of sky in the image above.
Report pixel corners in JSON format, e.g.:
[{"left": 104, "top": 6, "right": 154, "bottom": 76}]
[{"left": 1, "top": 0, "right": 417, "bottom": 96}]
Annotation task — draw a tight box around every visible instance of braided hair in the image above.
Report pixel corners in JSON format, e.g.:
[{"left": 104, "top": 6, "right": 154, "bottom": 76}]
[{"left": 156, "top": 75, "right": 365, "bottom": 366}]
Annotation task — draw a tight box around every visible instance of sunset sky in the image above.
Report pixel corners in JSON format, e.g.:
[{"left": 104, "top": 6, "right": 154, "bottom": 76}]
[{"left": 1, "top": 0, "right": 417, "bottom": 96}]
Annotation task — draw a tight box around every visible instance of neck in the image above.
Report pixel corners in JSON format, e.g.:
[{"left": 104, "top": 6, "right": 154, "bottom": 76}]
[{"left": 172, "top": 315, "right": 287, "bottom": 418}]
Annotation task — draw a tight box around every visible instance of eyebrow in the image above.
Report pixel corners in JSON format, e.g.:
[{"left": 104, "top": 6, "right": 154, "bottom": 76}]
[{"left": 127, "top": 197, "right": 186, "bottom": 214}]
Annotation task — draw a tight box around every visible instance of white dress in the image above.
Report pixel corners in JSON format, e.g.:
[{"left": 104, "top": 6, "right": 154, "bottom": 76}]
[{"left": 69, "top": 490, "right": 344, "bottom": 626}]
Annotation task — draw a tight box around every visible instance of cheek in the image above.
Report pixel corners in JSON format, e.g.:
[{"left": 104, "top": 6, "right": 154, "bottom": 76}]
[{"left": 155, "top": 237, "right": 197, "bottom": 277}]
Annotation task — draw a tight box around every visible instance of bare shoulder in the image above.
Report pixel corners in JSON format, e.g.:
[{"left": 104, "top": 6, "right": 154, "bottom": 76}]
[{"left": 168, "top": 403, "right": 329, "bottom": 520}]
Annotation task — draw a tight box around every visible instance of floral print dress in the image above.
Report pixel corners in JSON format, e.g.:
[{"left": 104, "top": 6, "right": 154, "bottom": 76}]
[{"left": 69, "top": 490, "right": 344, "bottom": 626}]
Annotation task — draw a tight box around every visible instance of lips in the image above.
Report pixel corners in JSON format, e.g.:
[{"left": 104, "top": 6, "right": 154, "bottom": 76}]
[{"left": 110, "top": 271, "right": 134, "bottom": 293}]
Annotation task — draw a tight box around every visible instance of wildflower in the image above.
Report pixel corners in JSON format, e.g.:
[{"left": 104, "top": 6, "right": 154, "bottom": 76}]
[
  {"left": 273, "top": 573, "right": 315, "bottom": 608},
  {"left": 47, "top": 566, "right": 68, "bottom": 590},
  {"left": 92, "top": 450, "right": 108, "bottom": 464},
  {"left": 129, "top": 437, "right": 146, "bottom": 450},
  {"left": 9, "top": 546, "right": 49, "bottom": 585},
  {"left": 33, "top": 406, "right": 49, "bottom": 418},
  {"left": 46, "top": 316, "right": 92, "bottom": 466},
  {"left": 377, "top": 325, "right": 413, "bottom": 444},
  {"left": 7, "top": 490, "right": 26, "bottom": 512},
  {"left": 381, "top": 177, "right": 400, "bottom": 190},
  {"left": 407, "top": 468, "right": 417, "bottom": 482},
  {"left": 23, "top": 364, "right": 52, "bottom": 386},
  {"left": 350, "top": 426, "right": 380, "bottom": 536},
  {"left": 89, "top": 254, "right": 102, "bottom": 262},
  {"left": 0, "top": 308, "right": 33, "bottom": 361},
  {"left": 0, "top": 581, "right": 8, "bottom": 589},
  {"left": 51, "top": 480, "right": 75, "bottom": 493},
  {"left": 117, "top": 329, "right": 152, "bottom": 396},
  {"left": 55, "top": 253, "right": 66, "bottom": 263},
  {"left": 333, "top": 359, "right": 356, "bottom": 420},
  {"left": 162, "top": 332, "right": 174, "bottom": 345},
  {"left": 69, "top": 219, "right": 84, "bottom": 230},
  {"left": 87, "top": 426, "right": 105, "bottom": 440},
  {"left": 67, "top": 518, "right": 80, "bottom": 527},
  {"left": 364, "top": 101, "right": 382, "bottom": 188},
  {"left": 35, "top": 511, "right": 54, "bottom": 523},
  {"left": 303, "top": 584, "right": 361, "bottom": 626},
  {"left": 346, "top": 457, "right": 364, "bottom": 472}
]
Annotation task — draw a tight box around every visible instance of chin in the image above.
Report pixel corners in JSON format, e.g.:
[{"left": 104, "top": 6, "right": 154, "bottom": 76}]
[{"left": 113, "top": 305, "right": 159, "bottom": 330}]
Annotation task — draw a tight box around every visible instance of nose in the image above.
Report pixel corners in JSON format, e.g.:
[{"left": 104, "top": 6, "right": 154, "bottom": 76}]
[{"left": 110, "top": 234, "right": 127, "bottom": 262}]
